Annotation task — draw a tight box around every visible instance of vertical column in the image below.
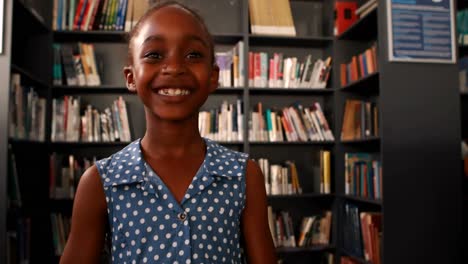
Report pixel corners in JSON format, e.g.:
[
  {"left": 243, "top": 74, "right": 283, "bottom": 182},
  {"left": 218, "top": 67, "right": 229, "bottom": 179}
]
[
  {"left": 379, "top": 0, "right": 462, "bottom": 263},
  {"left": 0, "top": 0, "right": 13, "bottom": 262}
]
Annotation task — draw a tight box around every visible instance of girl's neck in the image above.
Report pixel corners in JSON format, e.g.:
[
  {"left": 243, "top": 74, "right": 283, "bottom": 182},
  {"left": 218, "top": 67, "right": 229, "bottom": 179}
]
[{"left": 140, "top": 111, "right": 205, "bottom": 158}]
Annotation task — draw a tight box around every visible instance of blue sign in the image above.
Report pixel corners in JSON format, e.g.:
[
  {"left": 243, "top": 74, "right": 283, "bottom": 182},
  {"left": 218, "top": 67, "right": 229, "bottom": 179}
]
[{"left": 388, "top": 0, "right": 456, "bottom": 63}]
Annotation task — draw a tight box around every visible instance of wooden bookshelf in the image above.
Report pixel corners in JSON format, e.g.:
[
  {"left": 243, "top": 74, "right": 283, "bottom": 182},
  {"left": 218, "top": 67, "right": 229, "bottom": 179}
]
[
  {"left": 249, "top": 141, "right": 335, "bottom": 146},
  {"left": 341, "top": 195, "right": 382, "bottom": 207},
  {"left": 248, "top": 87, "right": 335, "bottom": 95},
  {"left": 52, "top": 85, "right": 130, "bottom": 94},
  {"left": 340, "top": 137, "right": 380, "bottom": 144},
  {"left": 249, "top": 34, "right": 334, "bottom": 47},
  {"left": 276, "top": 245, "right": 334, "bottom": 254},
  {"left": 11, "top": 64, "right": 50, "bottom": 89},
  {"left": 341, "top": 72, "right": 379, "bottom": 94},
  {"left": 54, "top": 30, "right": 244, "bottom": 44},
  {"left": 14, "top": 0, "right": 50, "bottom": 33}
]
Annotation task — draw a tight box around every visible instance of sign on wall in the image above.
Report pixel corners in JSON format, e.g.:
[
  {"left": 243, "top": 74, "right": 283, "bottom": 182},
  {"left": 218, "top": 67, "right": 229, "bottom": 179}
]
[{"left": 387, "top": 0, "right": 456, "bottom": 63}]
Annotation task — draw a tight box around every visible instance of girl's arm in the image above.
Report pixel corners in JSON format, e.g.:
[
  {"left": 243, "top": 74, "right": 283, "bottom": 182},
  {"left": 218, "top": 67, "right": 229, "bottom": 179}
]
[
  {"left": 242, "top": 160, "right": 278, "bottom": 264},
  {"left": 60, "top": 165, "right": 107, "bottom": 264}
]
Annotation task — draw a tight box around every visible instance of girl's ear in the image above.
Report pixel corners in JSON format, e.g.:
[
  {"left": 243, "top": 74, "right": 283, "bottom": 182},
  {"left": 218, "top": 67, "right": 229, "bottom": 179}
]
[
  {"left": 209, "top": 64, "right": 220, "bottom": 93},
  {"left": 123, "top": 66, "right": 137, "bottom": 92}
]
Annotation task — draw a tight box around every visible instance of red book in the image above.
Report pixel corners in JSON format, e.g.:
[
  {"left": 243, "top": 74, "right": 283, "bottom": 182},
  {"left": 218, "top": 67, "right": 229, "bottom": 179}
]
[
  {"left": 340, "top": 63, "right": 347, "bottom": 86},
  {"left": 359, "top": 54, "right": 365, "bottom": 78},
  {"left": 80, "top": 0, "right": 92, "bottom": 30},
  {"left": 351, "top": 56, "right": 359, "bottom": 82},
  {"left": 73, "top": 0, "right": 86, "bottom": 30},
  {"left": 248, "top": 52, "right": 254, "bottom": 86},
  {"left": 334, "top": 1, "right": 358, "bottom": 36},
  {"left": 254, "top": 52, "right": 261, "bottom": 87}
]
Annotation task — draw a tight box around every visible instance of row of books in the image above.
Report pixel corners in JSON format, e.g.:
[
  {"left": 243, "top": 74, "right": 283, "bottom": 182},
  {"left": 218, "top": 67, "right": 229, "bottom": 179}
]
[
  {"left": 51, "top": 213, "right": 71, "bottom": 256},
  {"left": 257, "top": 159, "right": 302, "bottom": 196},
  {"left": 341, "top": 100, "right": 379, "bottom": 141},
  {"left": 7, "top": 216, "right": 31, "bottom": 264},
  {"left": 345, "top": 153, "right": 382, "bottom": 200},
  {"left": 53, "top": 0, "right": 147, "bottom": 32},
  {"left": 248, "top": 53, "right": 332, "bottom": 89},
  {"left": 248, "top": 0, "right": 296, "bottom": 36},
  {"left": 198, "top": 100, "right": 244, "bottom": 142},
  {"left": 215, "top": 41, "right": 244, "bottom": 88},
  {"left": 343, "top": 204, "right": 382, "bottom": 264},
  {"left": 340, "top": 44, "right": 378, "bottom": 87},
  {"left": 51, "top": 96, "right": 131, "bottom": 143},
  {"left": 249, "top": 102, "right": 334, "bottom": 142},
  {"left": 457, "top": 9, "right": 468, "bottom": 46},
  {"left": 257, "top": 151, "right": 331, "bottom": 196},
  {"left": 9, "top": 74, "right": 46, "bottom": 141},
  {"left": 53, "top": 43, "right": 102, "bottom": 86},
  {"left": 267, "top": 208, "right": 332, "bottom": 248},
  {"left": 50, "top": 154, "right": 95, "bottom": 199},
  {"left": 360, "top": 212, "right": 382, "bottom": 264}
]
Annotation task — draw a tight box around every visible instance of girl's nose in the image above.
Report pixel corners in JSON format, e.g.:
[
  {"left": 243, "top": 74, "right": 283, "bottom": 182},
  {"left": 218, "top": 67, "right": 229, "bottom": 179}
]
[{"left": 161, "top": 56, "right": 187, "bottom": 76}]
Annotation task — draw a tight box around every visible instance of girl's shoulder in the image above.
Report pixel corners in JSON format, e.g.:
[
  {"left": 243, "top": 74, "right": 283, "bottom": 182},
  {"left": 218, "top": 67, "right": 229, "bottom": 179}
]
[{"left": 94, "top": 139, "right": 143, "bottom": 187}]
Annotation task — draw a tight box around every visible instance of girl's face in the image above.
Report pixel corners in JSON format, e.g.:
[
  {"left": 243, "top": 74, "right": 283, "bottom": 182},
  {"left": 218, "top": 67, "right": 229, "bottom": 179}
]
[{"left": 125, "top": 6, "right": 219, "bottom": 122}]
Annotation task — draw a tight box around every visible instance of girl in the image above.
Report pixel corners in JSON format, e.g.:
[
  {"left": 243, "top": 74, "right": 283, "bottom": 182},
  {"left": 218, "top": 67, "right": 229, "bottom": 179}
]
[{"left": 60, "top": 1, "right": 277, "bottom": 263}]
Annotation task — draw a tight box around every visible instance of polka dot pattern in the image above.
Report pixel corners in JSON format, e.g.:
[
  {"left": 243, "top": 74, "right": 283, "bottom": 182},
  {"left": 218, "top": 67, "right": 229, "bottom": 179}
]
[{"left": 96, "top": 138, "right": 248, "bottom": 263}]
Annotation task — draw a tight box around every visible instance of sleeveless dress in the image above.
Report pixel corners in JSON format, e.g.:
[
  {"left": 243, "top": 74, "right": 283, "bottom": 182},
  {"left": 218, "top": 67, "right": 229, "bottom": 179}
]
[{"left": 95, "top": 138, "right": 249, "bottom": 264}]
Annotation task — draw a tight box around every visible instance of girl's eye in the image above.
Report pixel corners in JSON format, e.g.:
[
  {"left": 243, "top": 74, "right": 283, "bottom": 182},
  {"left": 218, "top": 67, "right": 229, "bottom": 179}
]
[
  {"left": 144, "top": 52, "right": 163, "bottom": 60},
  {"left": 187, "top": 52, "right": 203, "bottom": 59}
]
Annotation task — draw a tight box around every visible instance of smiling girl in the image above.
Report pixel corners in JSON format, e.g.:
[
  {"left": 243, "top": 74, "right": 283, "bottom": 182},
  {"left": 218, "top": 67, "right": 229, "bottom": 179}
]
[{"left": 60, "top": 1, "right": 277, "bottom": 263}]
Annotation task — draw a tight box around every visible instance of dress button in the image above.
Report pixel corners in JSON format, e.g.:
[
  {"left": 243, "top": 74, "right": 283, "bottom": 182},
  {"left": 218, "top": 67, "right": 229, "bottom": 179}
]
[{"left": 178, "top": 212, "right": 187, "bottom": 221}]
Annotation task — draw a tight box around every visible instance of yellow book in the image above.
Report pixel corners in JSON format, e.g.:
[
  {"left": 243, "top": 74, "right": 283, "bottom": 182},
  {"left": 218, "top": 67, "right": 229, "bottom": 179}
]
[
  {"left": 323, "top": 150, "right": 331, "bottom": 194},
  {"left": 249, "top": 0, "right": 296, "bottom": 36}
]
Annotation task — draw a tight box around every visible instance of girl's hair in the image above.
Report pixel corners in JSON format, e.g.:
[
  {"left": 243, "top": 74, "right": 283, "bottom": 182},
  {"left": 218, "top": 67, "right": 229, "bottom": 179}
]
[{"left": 126, "top": 0, "right": 215, "bottom": 65}]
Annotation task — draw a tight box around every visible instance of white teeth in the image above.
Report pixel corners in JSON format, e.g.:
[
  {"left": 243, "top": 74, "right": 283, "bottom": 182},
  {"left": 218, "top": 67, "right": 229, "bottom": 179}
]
[{"left": 157, "top": 89, "right": 190, "bottom": 96}]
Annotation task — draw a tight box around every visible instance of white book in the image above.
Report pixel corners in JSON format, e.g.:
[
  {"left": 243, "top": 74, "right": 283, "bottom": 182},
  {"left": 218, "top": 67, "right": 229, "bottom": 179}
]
[
  {"left": 288, "top": 107, "right": 308, "bottom": 141},
  {"left": 238, "top": 41, "right": 245, "bottom": 87},
  {"left": 227, "top": 104, "right": 233, "bottom": 141},
  {"left": 309, "top": 59, "right": 324, "bottom": 88},
  {"left": 270, "top": 165, "right": 282, "bottom": 195},
  {"left": 237, "top": 100, "right": 243, "bottom": 141},
  {"left": 314, "top": 102, "right": 335, "bottom": 141},
  {"left": 310, "top": 110, "right": 325, "bottom": 141},
  {"left": 356, "top": 0, "right": 378, "bottom": 16},
  {"left": 38, "top": 98, "right": 46, "bottom": 142}
]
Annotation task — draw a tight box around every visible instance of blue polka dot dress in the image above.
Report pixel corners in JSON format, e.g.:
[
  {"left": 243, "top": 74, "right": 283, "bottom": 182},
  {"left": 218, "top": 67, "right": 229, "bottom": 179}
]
[{"left": 95, "top": 138, "right": 249, "bottom": 263}]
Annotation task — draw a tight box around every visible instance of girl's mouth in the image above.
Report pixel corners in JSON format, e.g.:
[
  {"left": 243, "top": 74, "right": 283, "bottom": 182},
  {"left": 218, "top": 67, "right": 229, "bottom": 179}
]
[{"left": 157, "top": 88, "right": 191, "bottom": 96}]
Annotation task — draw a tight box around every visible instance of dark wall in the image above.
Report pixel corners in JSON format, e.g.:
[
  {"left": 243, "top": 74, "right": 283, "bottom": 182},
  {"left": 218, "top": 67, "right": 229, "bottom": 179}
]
[{"left": 379, "top": 2, "right": 462, "bottom": 263}]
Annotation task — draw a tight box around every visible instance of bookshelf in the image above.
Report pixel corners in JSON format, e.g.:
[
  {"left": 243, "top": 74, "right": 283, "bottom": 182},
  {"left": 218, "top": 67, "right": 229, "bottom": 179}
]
[
  {"left": 458, "top": 0, "right": 468, "bottom": 263},
  {"left": 0, "top": 0, "right": 463, "bottom": 263}
]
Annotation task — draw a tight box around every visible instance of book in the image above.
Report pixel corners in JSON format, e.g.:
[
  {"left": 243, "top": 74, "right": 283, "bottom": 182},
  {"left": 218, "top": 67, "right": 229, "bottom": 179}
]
[
  {"left": 248, "top": 0, "right": 296, "bottom": 36},
  {"left": 334, "top": 1, "right": 358, "bottom": 36},
  {"left": 124, "top": 0, "right": 149, "bottom": 32},
  {"left": 51, "top": 96, "right": 131, "bottom": 142},
  {"left": 248, "top": 52, "right": 332, "bottom": 89},
  {"left": 341, "top": 99, "right": 378, "bottom": 140},
  {"left": 355, "top": 0, "right": 377, "bottom": 17},
  {"left": 7, "top": 144, "right": 22, "bottom": 208}
]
